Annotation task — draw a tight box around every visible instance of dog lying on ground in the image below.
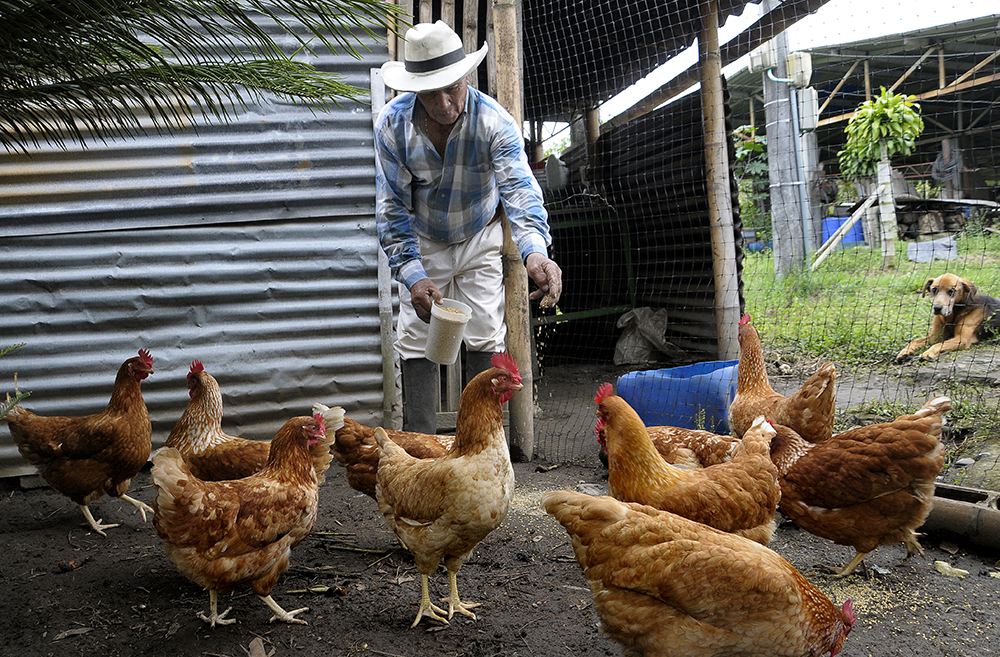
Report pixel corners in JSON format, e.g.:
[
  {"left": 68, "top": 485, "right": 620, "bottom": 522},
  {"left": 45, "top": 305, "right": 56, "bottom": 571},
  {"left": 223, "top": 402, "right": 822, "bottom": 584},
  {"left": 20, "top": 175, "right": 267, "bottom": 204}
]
[{"left": 896, "top": 272, "right": 1000, "bottom": 362}]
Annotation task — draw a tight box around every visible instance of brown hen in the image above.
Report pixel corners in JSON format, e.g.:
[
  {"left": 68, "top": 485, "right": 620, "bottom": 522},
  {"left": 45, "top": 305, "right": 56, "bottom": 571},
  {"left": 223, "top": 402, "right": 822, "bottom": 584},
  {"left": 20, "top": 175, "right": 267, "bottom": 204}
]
[
  {"left": 152, "top": 413, "right": 327, "bottom": 627},
  {"left": 4, "top": 349, "right": 155, "bottom": 535},
  {"left": 730, "top": 313, "right": 837, "bottom": 443},
  {"left": 333, "top": 417, "right": 453, "bottom": 498},
  {"left": 544, "top": 490, "right": 855, "bottom": 657},
  {"left": 374, "top": 352, "right": 519, "bottom": 627},
  {"left": 770, "top": 396, "right": 949, "bottom": 577},
  {"left": 165, "top": 360, "right": 342, "bottom": 482},
  {"left": 596, "top": 383, "right": 780, "bottom": 545}
]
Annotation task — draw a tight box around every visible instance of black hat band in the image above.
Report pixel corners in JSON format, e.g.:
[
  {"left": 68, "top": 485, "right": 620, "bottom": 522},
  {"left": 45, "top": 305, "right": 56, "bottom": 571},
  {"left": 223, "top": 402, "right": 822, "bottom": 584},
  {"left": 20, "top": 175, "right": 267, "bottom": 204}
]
[{"left": 405, "top": 46, "right": 467, "bottom": 73}]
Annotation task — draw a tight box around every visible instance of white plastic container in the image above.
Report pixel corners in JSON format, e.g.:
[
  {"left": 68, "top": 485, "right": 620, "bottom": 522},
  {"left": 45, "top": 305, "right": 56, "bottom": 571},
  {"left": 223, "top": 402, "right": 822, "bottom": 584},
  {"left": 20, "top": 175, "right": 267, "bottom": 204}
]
[{"left": 425, "top": 298, "right": 472, "bottom": 365}]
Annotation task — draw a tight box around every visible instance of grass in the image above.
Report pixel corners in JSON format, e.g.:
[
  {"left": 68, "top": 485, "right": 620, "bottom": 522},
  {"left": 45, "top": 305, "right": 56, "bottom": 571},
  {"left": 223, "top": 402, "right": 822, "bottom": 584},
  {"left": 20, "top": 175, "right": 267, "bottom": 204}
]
[{"left": 742, "top": 223, "right": 1000, "bottom": 366}]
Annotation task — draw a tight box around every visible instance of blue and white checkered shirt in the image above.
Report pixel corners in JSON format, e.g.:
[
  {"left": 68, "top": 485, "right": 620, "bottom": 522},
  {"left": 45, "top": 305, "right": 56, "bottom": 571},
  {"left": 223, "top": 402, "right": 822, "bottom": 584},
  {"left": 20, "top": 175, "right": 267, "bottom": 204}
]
[{"left": 374, "top": 87, "right": 551, "bottom": 288}]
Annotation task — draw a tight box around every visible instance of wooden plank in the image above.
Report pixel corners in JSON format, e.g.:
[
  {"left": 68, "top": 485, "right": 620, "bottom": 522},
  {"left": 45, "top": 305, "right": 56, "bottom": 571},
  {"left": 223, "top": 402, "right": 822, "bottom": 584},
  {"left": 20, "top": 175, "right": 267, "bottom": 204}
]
[
  {"left": 817, "top": 59, "right": 859, "bottom": 116},
  {"left": 888, "top": 45, "right": 936, "bottom": 93}
]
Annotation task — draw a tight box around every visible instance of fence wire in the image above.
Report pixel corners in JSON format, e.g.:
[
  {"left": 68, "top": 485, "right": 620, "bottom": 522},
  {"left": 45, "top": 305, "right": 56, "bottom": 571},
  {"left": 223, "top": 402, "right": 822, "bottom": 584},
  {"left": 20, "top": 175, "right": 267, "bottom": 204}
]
[{"left": 520, "top": 3, "right": 1000, "bottom": 494}]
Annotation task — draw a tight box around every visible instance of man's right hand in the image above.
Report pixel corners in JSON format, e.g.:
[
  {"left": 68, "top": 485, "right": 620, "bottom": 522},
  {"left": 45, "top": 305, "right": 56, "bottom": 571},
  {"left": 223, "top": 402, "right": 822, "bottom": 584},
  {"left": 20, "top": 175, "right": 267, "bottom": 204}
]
[{"left": 410, "top": 278, "right": 443, "bottom": 323}]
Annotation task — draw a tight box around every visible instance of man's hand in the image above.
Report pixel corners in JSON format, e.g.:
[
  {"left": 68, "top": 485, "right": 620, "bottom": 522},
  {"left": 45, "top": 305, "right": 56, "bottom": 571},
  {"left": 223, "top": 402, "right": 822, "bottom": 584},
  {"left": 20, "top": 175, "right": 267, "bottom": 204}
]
[
  {"left": 525, "top": 253, "right": 563, "bottom": 308},
  {"left": 410, "top": 278, "right": 443, "bottom": 323}
]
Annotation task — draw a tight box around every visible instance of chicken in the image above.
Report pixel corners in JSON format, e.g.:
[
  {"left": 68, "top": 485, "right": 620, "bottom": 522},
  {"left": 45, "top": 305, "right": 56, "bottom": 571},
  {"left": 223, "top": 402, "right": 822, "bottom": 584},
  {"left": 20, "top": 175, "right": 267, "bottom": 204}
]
[
  {"left": 333, "top": 416, "right": 453, "bottom": 498},
  {"left": 770, "top": 396, "right": 950, "bottom": 577},
  {"left": 596, "top": 383, "right": 780, "bottom": 545},
  {"left": 151, "top": 413, "right": 327, "bottom": 627},
  {"left": 729, "top": 313, "right": 837, "bottom": 443},
  {"left": 4, "top": 349, "right": 155, "bottom": 536},
  {"left": 543, "top": 490, "right": 855, "bottom": 657},
  {"left": 165, "top": 360, "right": 343, "bottom": 482},
  {"left": 374, "top": 352, "right": 520, "bottom": 627},
  {"left": 602, "top": 425, "right": 739, "bottom": 469}
]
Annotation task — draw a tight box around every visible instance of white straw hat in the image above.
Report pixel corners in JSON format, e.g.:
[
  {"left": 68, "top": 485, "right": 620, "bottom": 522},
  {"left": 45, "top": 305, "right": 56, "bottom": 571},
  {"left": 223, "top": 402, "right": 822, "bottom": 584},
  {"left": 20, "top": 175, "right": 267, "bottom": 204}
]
[{"left": 381, "top": 21, "right": 488, "bottom": 92}]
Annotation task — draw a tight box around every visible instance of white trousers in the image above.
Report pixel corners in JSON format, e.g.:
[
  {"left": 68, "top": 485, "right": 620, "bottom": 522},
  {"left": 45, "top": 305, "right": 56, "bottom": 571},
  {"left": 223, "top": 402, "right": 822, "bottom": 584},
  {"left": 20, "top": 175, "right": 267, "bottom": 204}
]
[{"left": 395, "top": 221, "right": 507, "bottom": 360}]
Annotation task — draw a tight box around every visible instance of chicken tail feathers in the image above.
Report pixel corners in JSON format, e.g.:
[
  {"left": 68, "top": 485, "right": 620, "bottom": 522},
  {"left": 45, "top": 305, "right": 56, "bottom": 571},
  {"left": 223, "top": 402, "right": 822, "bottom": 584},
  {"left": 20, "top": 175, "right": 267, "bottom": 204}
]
[
  {"left": 542, "top": 490, "right": 628, "bottom": 543},
  {"left": 310, "top": 403, "right": 346, "bottom": 483},
  {"left": 373, "top": 426, "right": 408, "bottom": 461},
  {"left": 913, "top": 396, "right": 951, "bottom": 420}
]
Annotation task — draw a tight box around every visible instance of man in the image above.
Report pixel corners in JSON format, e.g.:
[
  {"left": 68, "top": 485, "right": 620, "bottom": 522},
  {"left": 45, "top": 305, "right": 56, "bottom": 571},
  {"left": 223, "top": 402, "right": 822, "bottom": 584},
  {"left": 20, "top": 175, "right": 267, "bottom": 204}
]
[{"left": 375, "top": 21, "right": 563, "bottom": 433}]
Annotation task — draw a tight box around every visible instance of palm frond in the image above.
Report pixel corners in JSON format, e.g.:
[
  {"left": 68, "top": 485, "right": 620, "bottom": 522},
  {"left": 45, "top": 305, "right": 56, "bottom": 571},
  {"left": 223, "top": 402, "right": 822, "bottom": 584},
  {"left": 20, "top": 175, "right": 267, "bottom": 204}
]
[{"left": 0, "top": 0, "right": 403, "bottom": 152}]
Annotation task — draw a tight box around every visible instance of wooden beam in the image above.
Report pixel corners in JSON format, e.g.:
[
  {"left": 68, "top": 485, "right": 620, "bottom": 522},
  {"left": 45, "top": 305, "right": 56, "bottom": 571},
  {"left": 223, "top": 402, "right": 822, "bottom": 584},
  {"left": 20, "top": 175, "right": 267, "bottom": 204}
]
[
  {"left": 441, "top": 0, "right": 454, "bottom": 28},
  {"left": 700, "top": 0, "right": 740, "bottom": 360},
  {"left": 605, "top": 0, "right": 834, "bottom": 130},
  {"left": 887, "top": 45, "right": 936, "bottom": 93},
  {"left": 492, "top": 0, "right": 534, "bottom": 461},
  {"left": 818, "top": 71, "right": 1000, "bottom": 127},
  {"left": 817, "top": 59, "right": 859, "bottom": 116},
  {"left": 951, "top": 48, "right": 1000, "bottom": 88}
]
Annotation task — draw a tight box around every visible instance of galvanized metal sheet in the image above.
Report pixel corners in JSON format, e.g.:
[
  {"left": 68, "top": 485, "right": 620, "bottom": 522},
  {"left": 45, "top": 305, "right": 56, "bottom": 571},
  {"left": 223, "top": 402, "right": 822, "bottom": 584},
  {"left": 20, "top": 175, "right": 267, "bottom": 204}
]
[{"left": 0, "top": 18, "right": 391, "bottom": 478}]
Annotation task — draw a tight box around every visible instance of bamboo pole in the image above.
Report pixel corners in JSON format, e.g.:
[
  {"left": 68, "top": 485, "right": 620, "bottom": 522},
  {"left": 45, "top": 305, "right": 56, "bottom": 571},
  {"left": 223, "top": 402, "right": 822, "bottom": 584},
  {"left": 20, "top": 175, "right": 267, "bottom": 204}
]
[
  {"left": 817, "top": 59, "right": 859, "bottom": 116},
  {"left": 699, "top": 0, "right": 740, "bottom": 360},
  {"left": 491, "top": 0, "right": 533, "bottom": 461}
]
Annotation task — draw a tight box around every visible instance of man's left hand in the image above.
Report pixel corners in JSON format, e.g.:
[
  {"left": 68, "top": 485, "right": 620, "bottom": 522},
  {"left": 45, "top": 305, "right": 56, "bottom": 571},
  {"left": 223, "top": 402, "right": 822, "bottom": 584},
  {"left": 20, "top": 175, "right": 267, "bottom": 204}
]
[{"left": 525, "top": 253, "right": 563, "bottom": 308}]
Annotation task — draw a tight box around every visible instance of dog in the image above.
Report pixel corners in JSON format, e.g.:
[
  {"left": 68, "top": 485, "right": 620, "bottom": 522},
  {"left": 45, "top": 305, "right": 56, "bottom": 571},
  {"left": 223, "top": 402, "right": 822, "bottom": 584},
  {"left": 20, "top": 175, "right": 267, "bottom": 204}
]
[{"left": 896, "top": 272, "right": 1000, "bottom": 362}]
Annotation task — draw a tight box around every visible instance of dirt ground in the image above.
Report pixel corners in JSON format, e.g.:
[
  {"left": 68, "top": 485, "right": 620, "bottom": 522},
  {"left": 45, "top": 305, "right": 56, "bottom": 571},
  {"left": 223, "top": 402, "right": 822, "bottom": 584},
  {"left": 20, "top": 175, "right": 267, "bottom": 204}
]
[{"left": 1, "top": 450, "right": 998, "bottom": 657}]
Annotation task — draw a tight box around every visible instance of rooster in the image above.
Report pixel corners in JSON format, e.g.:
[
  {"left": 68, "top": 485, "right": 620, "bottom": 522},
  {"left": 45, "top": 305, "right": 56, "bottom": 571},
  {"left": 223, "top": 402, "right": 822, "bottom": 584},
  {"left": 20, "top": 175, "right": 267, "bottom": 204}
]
[
  {"left": 165, "top": 360, "right": 343, "bottom": 481},
  {"left": 770, "top": 396, "right": 950, "bottom": 578},
  {"left": 152, "top": 413, "right": 327, "bottom": 627},
  {"left": 374, "top": 352, "right": 520, "bottom": 627},
  {"left": 544, "top": 490, "right": 855, "bottom": 657},
  {"left": 729, "top": 313, "right": 837, "bottom": 443},
  {"left": 333, "top": 417, "right": 453, "bottom": 498},
  {"left": 4, "top": 349, "right": 155, "bottom": 536},
  {"left": 596, "top": 383, "right": 780, "bottom": 545}
]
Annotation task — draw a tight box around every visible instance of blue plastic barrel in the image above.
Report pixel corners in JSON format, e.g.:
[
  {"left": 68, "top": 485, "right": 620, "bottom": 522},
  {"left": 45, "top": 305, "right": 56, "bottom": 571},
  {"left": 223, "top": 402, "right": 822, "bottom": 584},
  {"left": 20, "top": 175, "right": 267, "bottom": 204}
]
[{"left": 616, "top": 360, "right": 739, "bottom": 434}]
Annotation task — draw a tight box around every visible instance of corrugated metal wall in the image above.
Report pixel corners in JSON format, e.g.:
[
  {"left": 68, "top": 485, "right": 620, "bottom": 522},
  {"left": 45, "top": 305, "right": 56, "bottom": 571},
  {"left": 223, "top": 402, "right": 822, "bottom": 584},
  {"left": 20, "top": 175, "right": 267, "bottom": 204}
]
[{"left": 0, "top": 16, "right": 391, "bottom": 477}]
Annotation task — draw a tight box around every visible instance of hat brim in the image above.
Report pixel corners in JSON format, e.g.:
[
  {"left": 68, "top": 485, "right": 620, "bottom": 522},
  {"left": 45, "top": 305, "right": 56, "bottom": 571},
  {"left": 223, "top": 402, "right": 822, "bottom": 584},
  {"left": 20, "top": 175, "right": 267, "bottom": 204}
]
[{"left": 381, "top": 43, "right": 488, "bottom": 93}]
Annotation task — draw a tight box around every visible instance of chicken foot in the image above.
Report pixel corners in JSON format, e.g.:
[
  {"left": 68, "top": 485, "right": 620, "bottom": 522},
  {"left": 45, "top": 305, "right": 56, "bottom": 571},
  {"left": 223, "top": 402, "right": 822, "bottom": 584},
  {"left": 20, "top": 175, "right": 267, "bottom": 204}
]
[
  {"left": 200, "top": 590, "right": 236, "bottom": 628},
  {"left": 79, "top": 505, "right": 119, "bottom": 537},
  {"left": 826, "top": 550, "right": 870, "bottom": 579},
  {"left": 260, "top": 594, "right": 308, "bottom": 625},
  {"left": 439, "top": 569, "right": 480, "bottom": 621},
  {"left": 411, "top": 573, "right": 450, "bottom": 628},
  {"left": 118, "top": 494, "right": 154, "bottom": 522}
]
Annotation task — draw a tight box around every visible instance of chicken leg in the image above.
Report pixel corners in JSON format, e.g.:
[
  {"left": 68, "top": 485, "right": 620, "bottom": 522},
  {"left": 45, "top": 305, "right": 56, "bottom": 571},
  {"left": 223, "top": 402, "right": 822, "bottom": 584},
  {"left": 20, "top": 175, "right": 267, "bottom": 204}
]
[
  {"left": 412, "top": 573, "right": 449, "bottom": 627},
  {"left": 79, "top": 505, "right": 118, "bottom": 536},
  {"left": 440, "top": 569, "right": 480, "bottom": 620},
  {"left": 829, "top": 550, "right": 869, "bottom": 578},
  {"left": 260, "top": 594, "right": 308, "bottom": 625},
  {"left": 118, "top": 493, "right": 154, "bottom": 521},
  {"left": 200, "top": 590, "right": 235, "bottom": 627}
]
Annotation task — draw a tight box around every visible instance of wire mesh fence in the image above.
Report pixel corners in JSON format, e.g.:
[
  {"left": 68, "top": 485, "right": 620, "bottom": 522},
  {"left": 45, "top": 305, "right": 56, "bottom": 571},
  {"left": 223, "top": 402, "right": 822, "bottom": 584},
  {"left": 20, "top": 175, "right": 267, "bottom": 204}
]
[{"left": 518, "top": 1, "right": 1000, "bottom": 494}]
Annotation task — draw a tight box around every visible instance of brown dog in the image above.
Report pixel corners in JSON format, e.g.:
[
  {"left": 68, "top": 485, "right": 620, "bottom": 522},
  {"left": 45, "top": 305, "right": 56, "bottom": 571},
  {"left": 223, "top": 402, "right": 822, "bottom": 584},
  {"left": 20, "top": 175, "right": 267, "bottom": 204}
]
[{"left": 896, "top": 272, "right": 1000, "bottom": 362}]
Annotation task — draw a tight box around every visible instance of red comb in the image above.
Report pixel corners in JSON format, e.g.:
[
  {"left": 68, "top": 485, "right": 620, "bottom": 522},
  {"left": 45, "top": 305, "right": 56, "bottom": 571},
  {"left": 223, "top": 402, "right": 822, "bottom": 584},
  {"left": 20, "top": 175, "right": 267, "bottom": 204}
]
[
  {"left": 189, "top": 360, "right": 204, "bottom": 375},
  {"left": 138, "top": 349, "right": 153, "bottom": 367},
  {"left": 739, "top": 313, "right": 751, "bottom": 327},
  {"left": 491, "top": 351, "right": 519, "bottom": 376},
  {"left": 842, "top": 599, "right": 855, "bottom": 625},
  {"left": 594, "top": 382, "right": 614, "bottom": 404},
  {"left": 313, "top": 412, "right": 326, "bottom": 433}
]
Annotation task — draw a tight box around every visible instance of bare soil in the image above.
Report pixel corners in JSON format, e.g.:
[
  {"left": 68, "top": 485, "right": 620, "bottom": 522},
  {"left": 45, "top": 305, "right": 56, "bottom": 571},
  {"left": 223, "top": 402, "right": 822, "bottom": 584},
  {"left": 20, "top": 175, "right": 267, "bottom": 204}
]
[{"left": 1, "top": 455, "right": 997, "bottom": 657}]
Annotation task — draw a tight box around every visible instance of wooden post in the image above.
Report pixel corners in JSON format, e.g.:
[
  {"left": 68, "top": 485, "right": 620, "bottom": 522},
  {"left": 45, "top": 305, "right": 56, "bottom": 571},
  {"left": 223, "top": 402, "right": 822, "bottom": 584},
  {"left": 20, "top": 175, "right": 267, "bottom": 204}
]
[
  {"left": 492, "top": 0, "right": 534, "bottom": 461},
  {"left": 699, "top": 0, "right": 740, "bottom": 360},
  {"left": 877, "top": 142, "right": 896, "bottom": 269}
]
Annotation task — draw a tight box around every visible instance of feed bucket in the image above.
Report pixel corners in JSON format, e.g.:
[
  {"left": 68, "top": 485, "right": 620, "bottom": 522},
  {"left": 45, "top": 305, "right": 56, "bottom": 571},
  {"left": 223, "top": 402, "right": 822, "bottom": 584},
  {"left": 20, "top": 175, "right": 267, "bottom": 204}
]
[{"left": 425, "top": 298, "right": 472, "bottom": 365}]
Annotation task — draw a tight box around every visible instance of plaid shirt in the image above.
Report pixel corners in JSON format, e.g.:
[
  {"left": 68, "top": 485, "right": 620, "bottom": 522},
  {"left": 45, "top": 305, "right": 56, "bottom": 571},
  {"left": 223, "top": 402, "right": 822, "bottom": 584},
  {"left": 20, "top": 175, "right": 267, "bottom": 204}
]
[{"left": 374, "top": 87, "right": 551, "bottom": 288}]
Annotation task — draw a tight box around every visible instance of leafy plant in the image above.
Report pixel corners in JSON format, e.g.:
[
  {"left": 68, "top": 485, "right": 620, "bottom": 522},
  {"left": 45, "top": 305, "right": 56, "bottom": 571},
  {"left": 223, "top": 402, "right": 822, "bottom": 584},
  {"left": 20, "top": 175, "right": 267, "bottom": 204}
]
[
  {"left": 733, "top": 125, "right": 771, "bottom": 242},
  {"left": 1, "top": 0, "right": 401, "bottom": 153},
  {"left": 837, "top": 87, "right": 924, "bottom": 181},
  {"left": 0, "top": 343, "right": 29, "bottom": 418}
]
